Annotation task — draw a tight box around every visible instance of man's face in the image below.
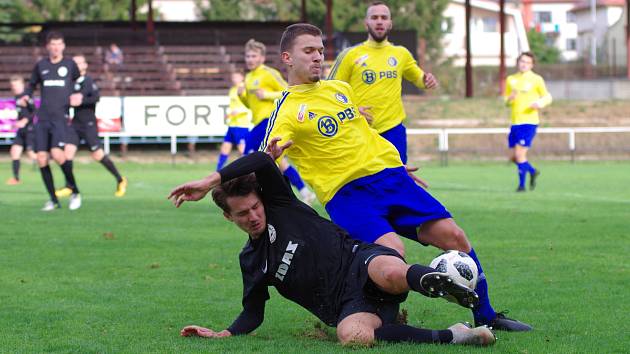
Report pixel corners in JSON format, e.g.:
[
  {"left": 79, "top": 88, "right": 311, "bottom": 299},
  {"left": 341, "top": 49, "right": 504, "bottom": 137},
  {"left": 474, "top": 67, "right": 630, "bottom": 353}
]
[
  {"left": 10, "top": 80, "right": 24, "bottom": 95},
  {"left": 46, "top": 38, "right": 65, "bottom": 58},
  {"left": 224, "top": 193, "right": 267, "bottom": 237},
  {"left": 282, "top": 34, "right": 324, "bottom": 84},
  {"left": 365, "top": 4, "right": 392, "bottom": 42},
  {"left": 245, "top": 50, "right": 265, "bottom": 71},
  {"left": 73, "top": 55, "right": 88, "bottom": 74},
  {"left": 518, "top": 55, "right": 534, "bottom": 73},
  {"left": 231, "top": 72, "right": 244, "bottom": 86}
]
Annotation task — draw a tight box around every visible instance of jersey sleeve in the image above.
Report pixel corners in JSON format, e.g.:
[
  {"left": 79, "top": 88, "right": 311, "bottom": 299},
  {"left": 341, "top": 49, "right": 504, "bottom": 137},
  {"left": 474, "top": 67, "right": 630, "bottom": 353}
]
[
  {"left": 401, "top": 48, "right": 425, "bottom": 89},
  {"left": 535, "top": 76, "right": 552, "bottom": 108},
  {"left": 503, "top": 76, "right": 514, "bottom": 106},
  {"left": 70, "top": 61, "right": 81, "bottom": 81},
  {"left": 260, "top": 93, "right": 293, "bottom": 156},
  {"left": 263, "top": 69, "right": 287, "bottom": 100},
  {"left": 219, "top": 151, "right": 297, "bottom": 204},
  {"left": 81, "top": 77, "right": 101, "bottom": 105},
  {"left": 24, "top": 63, "right": 40, "bottom": 97},
  {"left": 227, "top": 253, "right": 270, "bottom": 335},
  {"left": 327, "top": 47, "right": 352, "bottom": 82}
]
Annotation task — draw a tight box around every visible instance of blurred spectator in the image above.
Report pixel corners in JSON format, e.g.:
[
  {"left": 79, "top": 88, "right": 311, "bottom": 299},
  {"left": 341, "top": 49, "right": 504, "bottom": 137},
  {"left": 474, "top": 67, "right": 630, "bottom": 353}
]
[{"left": 105, "top": 43, "right": 124, "bottom": 66}]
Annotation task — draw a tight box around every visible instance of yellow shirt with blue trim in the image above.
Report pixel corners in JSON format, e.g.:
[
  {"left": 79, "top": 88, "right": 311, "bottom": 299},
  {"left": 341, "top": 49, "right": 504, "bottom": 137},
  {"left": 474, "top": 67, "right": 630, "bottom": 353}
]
[
  {"left": 504, "top": 70, "right": 552, "bottom": 125},
  {"left": 327, "top": 39, "right": 425, "bottom": 134},
  {"left": 260, "top": 80, "right": 403, "bottom": 205},
  {"left": 240, "top": 64, "right": 287, "bottom": 125},
  {"left": 226, "top": 85, "right": 252, "bottom": 127}
]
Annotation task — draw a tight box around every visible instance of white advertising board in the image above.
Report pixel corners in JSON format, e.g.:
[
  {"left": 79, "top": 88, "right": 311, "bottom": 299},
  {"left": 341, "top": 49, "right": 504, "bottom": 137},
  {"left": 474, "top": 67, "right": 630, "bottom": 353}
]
[{"left": 123, "top": 96, "right": 229, "bottom": 135}]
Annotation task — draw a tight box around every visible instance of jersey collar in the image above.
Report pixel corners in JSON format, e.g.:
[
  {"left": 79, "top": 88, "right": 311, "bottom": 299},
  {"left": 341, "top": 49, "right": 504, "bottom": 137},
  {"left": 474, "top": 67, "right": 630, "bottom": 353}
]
[
  {"left": 288, "top": 81, "right": 322, "bottom": 93},
  {"left": 365, "top": 38, "right": 391, "bottom": 48}
]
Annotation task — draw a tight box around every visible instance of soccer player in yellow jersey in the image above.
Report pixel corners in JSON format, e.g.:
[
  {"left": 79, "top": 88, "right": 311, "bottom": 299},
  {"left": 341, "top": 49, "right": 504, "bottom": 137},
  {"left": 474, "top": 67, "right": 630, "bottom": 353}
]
[
  {"left": 504, "top": 52, "right": 551, "bottom": 192},
  {"left": 239, "top": 39, "right": 315, "bottom": 204},
  {"left": 327, "top": 2, "right": 438, "bottom": 164},
  {"left": 262, "top": 23, "right": 532, "bottom": 332},
  {"left": 216, "top": 71, "right": 252, "bottom": 170}
]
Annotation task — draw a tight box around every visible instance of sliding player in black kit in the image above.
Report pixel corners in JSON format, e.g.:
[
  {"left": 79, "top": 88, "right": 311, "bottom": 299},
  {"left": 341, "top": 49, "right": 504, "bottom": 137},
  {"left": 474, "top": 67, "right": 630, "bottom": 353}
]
[
  {"left": 19, "top": 32, "right": 81, "bottom": 211},
  {"left": 168, "top": 140, "right": 495, "bottom": 348},
  {"left": 56, "top": 54, "right": 127, "bottom": 198}
]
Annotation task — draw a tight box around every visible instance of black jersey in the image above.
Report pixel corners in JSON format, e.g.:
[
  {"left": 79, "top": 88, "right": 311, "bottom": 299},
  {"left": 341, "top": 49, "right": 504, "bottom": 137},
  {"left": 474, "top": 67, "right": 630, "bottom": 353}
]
[
  {"left": 14, "top": 93, "right": 35, "bottom": 126},
  {"left": 25, "top": 57, "right": 80, "bottom": 121},
  {"left": 72, "top": 75, "right": 100, "bottom": 124},
  {"left": 218, "top": 152, "right": 366, "bottom": 334}
]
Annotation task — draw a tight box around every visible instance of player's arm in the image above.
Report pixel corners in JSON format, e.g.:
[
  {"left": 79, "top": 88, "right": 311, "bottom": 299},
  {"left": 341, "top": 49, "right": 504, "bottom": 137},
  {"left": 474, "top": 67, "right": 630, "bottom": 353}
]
[
  {"left": 21, "top": 64, "right": 40, "bottom": 104},
  {"left": 258, "top": 69, "right": 287, "bottom": 100},
  {"left": 326, "top": 47, "right": 352, "bottom": 81},
  {"left": 81, "top": 77, "right": 101, "bottom": 105},
  {"left": 401, "top": 49, "right": 437, "bottom": 90},
  {"left": 503, "top": 77, "right": 515, "bottom": 106},
  {"left": 531, "top": 77, "right": 552, "bottom": 109}
]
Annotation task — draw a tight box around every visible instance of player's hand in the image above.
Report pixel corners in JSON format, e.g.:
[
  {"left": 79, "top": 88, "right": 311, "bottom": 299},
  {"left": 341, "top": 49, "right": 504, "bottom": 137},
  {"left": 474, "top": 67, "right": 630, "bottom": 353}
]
[
  {"left": 168, "top": 175, "right": 218, "bottom": 207},
  {"left": 237, "top": 85, "right": 246, "bottom": 96},
  {"left": 358, "top": 106, "right": 374, "bottom": 124},
  {"left": 529, "top": 101, "right": 541, "bottom": 110},
  {"left": 69, "top": 93, "right": 83, "bottom": 107},
  {"left": 15, "top": 118, "right": 28, "bottom": 129},
  {"left": 405, "top": 165, "right": 429, "bottom": 189},
  {"left": 254, "top": 89, "right": 265, "bottom": 100},
  {"left": 17, "top": 95, "right": 30, "bottom": 107},
  {"left": 264, "top": 136, "right": 293, "bottom": 160},
  {"left": 423, "top": 73, "right": 439, "bottom": 89},
  {"left": 180, "top": 325, "right": 231, "bottom": 338}
]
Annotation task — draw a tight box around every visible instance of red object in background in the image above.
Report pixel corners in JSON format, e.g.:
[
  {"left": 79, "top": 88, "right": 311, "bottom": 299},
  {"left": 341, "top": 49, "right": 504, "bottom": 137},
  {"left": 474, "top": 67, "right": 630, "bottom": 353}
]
[{"left": 97, "top": 117, "right": 122, "bottom": 132}]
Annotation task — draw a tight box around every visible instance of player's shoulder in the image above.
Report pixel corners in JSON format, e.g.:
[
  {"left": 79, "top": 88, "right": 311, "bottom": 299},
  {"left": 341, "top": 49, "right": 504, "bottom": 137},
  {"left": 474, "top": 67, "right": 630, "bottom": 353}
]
[
  {"left": 323, "top": 79, "right": 352, "bottom": 92},
  {"left": 529, "top": 71, "right": 546, "bottom": 82}
]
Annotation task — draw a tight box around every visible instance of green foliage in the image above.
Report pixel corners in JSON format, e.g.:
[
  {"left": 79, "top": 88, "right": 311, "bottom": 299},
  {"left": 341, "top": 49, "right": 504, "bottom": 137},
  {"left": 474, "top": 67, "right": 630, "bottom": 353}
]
[
  {"left": 1, "top": 0, "right": 137, "bottom": 22},
  {"left": 527, "top": 29, "right": 561, "bottom": 64},
  {"left": 195, "top": 0, "right": 251, "bottom": 21}
]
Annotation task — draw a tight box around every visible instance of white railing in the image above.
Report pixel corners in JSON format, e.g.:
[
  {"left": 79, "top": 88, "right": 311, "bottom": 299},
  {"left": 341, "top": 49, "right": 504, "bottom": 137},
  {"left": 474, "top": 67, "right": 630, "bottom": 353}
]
[{"left": 3, "top": 127, "right": 630, "bottom": 165}]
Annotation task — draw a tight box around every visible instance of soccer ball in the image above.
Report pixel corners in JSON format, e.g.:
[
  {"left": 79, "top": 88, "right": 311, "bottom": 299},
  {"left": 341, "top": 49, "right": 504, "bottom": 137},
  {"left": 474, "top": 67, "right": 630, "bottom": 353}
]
[{"left": 429, "top": 250, "right": 479, "bottom": 290}]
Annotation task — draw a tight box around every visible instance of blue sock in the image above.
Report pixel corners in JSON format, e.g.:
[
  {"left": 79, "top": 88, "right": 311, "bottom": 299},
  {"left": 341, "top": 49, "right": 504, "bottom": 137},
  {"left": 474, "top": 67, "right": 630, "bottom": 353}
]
[
  {"left": 283, "top": 166, "right": 305, "bottom": 190},
  {"left": 517, "top": 162, "right": 527, "bottom": 188},
  {"left": 524, "top": 161, "right": 536, "bottom": 174},
  {"left": 216, "top": 154, "right": 229, "bottom": 171},
  {"left": 468, "top": 248, "right": 497, "bottom": 323}
]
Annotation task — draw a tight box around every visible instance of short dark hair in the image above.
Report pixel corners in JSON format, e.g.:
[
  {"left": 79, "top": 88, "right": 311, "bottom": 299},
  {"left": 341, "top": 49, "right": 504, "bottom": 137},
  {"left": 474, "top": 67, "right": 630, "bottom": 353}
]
[
  {"left": 211, "top": 173, "right": 261, "bottom": 213},
  {"left": 280, "top": 23, "right": 322, "bottom": 53},
  {"left": 46, "top": 31, "right": 64, "bottom": 44},
  {"left": 517, "top": 51, "right": 536, "bottom": 65}
]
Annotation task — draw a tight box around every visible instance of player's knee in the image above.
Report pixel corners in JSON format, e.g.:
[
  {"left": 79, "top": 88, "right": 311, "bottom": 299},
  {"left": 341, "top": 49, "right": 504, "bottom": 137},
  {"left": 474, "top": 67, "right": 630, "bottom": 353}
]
[
  {"left": 337, "top": 326, "right": 374, "bottom": 346},
  {"left": 446, "top": 226, "right": 471, "bottom": 252},
  {"left": 380, "top": 266, "right": 408, "bottom": 293}
]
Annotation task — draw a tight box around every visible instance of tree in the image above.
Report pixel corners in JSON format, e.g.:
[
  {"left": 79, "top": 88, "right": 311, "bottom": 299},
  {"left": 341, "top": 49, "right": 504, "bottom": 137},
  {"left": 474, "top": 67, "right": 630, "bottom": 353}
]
[
  {"left": 1, "top": 0, "right": 137, "bottom": 22},
  {"left": 527, "top": 29, "right": 560, "bottom": 64}
]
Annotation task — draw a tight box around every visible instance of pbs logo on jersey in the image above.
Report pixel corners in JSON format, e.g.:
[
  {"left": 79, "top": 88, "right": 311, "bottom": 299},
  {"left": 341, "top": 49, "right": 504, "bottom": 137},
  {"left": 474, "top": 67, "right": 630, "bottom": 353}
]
[{"left": 430, "top": 250, "right": 478, "bottom": 290}]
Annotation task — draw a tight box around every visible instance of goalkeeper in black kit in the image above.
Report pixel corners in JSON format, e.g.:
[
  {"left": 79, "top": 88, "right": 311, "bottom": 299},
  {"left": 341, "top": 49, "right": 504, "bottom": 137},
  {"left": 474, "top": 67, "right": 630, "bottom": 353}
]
[{"left": 168, "top": 138, "right": 495, "bottom": 347}]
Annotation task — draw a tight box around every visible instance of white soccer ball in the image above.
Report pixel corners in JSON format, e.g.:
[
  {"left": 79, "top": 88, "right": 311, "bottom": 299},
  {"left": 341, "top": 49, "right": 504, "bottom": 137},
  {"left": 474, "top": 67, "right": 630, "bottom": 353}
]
[{"left": 429, "top": 250, "right": 479, "bottom": 290}]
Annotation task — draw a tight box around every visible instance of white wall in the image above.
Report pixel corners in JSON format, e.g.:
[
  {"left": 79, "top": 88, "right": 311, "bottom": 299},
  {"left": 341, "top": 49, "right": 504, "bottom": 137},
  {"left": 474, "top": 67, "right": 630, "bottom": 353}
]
[{"left": 530, "top": 3, "right": 579, "bottom": 61}]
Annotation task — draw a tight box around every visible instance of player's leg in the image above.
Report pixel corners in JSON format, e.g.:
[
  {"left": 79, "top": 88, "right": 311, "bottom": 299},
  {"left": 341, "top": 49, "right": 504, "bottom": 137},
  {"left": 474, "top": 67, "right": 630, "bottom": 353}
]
[
  {"left": 380, "top": 123, "right": 408, "bottom": 164},
  {"left": 7, "top": 144, "right": 24, "bottom": 184},
  {"left": 50, "top": 121, "right": 81, "bottom": 209},
  {"left": 216, "top": 129, "right": 234, "bottom": 171},
  {"left": 35, "top": 123, "right": 60, "bottom": 210},
  {"left": 56, "top": 124, "right": 79, "bottom": 197}
]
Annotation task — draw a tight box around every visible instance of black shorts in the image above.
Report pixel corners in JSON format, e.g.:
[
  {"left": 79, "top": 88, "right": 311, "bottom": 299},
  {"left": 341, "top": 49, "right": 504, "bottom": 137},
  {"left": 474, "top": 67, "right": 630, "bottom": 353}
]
[
  {"left": 34, "top": 120, "right": 66, "bottom": 152},
  {"left": 13, "top": 125, "right": 35, "bottom": 150},
  {"left": 337, "top": 243, "right": 409, "bottom": 325},
  {"left": 66, "top": 121, "right": 101, "bottom": 151}
]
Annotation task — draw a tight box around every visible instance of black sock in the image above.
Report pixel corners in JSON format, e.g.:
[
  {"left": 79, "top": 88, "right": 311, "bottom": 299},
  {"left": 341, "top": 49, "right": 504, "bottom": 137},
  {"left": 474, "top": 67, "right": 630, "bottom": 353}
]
[
  {"left": 12, "top": 159, "right": 20, "bottom": 180},
  {"left": 406, "top": 264, "right": 437, "bottom": 294},
  {"left": 99, "top": 155, "right": 122, "bottom": 183},
  {"left": 64, "top": 160, "right": 73, "bottom": 188},
  {"left": 374, "top": 324, "right": 453, "bottom": 344},
  {"left": 60, "top": 161, "right": 79, "bottom": 194},
  {"left": 40, "top": 165, "right": 58, "bottom": 203}
]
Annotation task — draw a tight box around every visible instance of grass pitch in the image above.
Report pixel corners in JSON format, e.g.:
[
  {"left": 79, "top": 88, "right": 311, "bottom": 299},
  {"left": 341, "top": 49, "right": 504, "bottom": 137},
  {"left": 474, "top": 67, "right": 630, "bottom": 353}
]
[{"left": 1, "top": 159, "right": 628, "bottom": 353}]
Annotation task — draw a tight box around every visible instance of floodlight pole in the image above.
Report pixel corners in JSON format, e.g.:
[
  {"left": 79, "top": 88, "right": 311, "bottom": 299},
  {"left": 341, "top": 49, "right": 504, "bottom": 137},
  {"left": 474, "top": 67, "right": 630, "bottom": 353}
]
[
  {"left": 325, "top": 0, "right": 334, "bottom": 60},
  {"left": 147, "top": 0, "right": 155, "bottom": 45},
  {"left": 465, "top": 0, "right": 473, "bottom": 98},
  {"left": 130, "top": 0, "right": 138, "bottom": 31},
  {"left": 499, "top": 0, "right": 506, "bottom": 95}
]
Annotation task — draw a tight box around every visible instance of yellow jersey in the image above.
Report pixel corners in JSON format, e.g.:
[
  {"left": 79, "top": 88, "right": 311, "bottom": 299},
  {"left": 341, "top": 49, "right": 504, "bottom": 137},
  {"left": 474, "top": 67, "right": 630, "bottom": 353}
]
[
  {"left": 260, "top": 80, "right": 403, "bottom": 205},
  {"left": 240, "top": 64, "right": 287, "bottom": 125},
  {"left": 327, "top": 39, "right": 425, "bottom": 133},
  {"left": 226, "top": 85, "right": 252, "bottom": 127},
  {"left": 504, "top": 70, "right": 552, "bottom": 125}
]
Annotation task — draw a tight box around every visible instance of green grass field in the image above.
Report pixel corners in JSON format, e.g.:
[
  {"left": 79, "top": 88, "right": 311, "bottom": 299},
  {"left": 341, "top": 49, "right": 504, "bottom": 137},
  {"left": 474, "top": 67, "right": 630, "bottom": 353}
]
[{"left": 1, "top": 159, "right": 629, "bottom": 353}]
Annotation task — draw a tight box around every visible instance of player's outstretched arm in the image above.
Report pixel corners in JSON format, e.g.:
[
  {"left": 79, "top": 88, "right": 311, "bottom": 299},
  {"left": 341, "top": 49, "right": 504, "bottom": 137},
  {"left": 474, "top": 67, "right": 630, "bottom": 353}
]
[
  {"left": 180, "top": 325, "right": 232, "bottom": 338},
  {"left": 405, "top": 165, "right": 429, "bottom": 189},
  {"left": 168, "top": 172, "right": 221, "bottom": 207}
]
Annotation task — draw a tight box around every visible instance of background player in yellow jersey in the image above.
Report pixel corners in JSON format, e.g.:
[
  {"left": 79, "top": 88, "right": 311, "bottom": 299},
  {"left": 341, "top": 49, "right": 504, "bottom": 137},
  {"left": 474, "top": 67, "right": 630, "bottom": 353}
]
[
  {"left": 504, "top": 52, "right": 552, "bottom": 192},
  {"left": 262, "top": 23, "right": 532, "bottom": 332},
  {"left": 239, "top": 39, "right": 315, "bottom": 204},
  {"left": 327, "top": 1, "right": 438, "bottom": 164},
  {"left": 216, "top": 71, "right": 252, "bottom": 170}
]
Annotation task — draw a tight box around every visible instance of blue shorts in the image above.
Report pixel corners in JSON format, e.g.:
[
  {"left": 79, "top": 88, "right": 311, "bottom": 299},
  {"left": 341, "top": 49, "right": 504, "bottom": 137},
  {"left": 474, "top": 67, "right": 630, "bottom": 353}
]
[
  {"left": 325, "top": 167, "right": 452, "bottom": 243},
  {"left": 380, "top": 123, "right": 407, "bottom": 164},
  {"left": 224, "top": 127, "right": 249, "bottom": 146},
  {"left": 508, "top": 124, "right": 538, "bottom": 148},
  {"left": 245, "top": 118, "right": 269, "bottom": 154}
]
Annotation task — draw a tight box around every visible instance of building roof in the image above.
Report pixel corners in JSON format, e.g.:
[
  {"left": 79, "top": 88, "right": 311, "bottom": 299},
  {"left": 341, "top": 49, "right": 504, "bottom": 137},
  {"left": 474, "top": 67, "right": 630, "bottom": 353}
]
[{"left": 571, "top": 0, "right": 626, "bottom": 12}]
